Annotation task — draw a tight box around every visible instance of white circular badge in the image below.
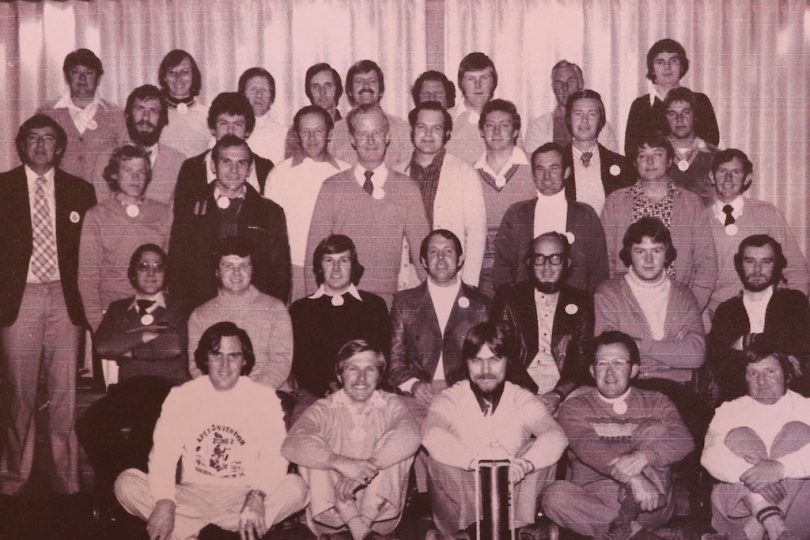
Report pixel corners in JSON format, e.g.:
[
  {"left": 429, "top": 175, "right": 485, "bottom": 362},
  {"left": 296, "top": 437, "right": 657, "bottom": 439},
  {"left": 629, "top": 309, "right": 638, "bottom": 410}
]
[
  {"left": 125, "top": 204, "right": 140, "bottom": 218},
  {"left": 677, "top": 161, "right": 689, "bottom": 172},
  {"left": 565, "top": 231, "right": 576, "bottom": 245},
  {"left": 87, "top": 120, "right": 98, "bottom": 131},
  {"left": 176, "top": 103, "right": 188, "bottom": 114},
  {"left": 724, "top": 224, "right": 738, "bottom": 236},
  {"left": 140, "top": 314, "right": 154, "bottom": 326},
  {"left": 217, "top": 196, "right": 231, "bottom": 209},
  {"left": 609, "top": 165, "right": 621, "bottom": 176},
  {"left": 331, "top": 295, "right": 345, "bottom": 307},
  {"left": 613, "top": 401, "right": 628, "bottom": 415},
  {"left": 69, "top": 211, "right": 80, "bottom": 223},
  {"left": 565, "top": 304, "right": 578, "bottom": 315},
  {"left": 457, "top": 297, "right": 470, "bottom": 309},
  {"left": 372, "top": 187, "right": 385, "bottom": 200}
]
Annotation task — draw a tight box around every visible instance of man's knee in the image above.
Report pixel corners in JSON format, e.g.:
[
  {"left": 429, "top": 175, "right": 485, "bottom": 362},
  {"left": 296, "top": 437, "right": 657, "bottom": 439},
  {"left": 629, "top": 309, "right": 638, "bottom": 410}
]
[
  {"left": 540, "top": 480, "right": 577, "bottom": 516},
  {"left": 771, "top": 421, "right": 810, "bottom": 458},
  {"left": 724, "top": 426, "right": 768, "bottom": 461},
  {"left": 114, "top": 468, "right": 147, "bottom": 510}
]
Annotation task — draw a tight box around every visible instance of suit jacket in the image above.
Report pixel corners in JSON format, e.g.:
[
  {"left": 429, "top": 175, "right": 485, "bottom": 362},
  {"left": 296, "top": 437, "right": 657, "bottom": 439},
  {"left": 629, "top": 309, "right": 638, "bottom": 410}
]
[
  {"left": 172, "top": 149, "right": 274, "bottom": 216},
  {"left": 167, "top": 183, "right": 291, "bottom": 309},
  {"left": 708, "top": 288, "right": 810, "bottom": 401},
  {"left": 388, "top": 282, "right": 489, "bottom": 388},
  {"left": 561, "top": 143, "right": 632, "bottom": 201},
  {"left": 492, "top": 198, "right": 609, "bottom": 294},
  {"left": 0, "top": 166, "right": 96, "bottom": 326},
  {"left": 490, "top": 282, "right": 594, "bottom": 394}
]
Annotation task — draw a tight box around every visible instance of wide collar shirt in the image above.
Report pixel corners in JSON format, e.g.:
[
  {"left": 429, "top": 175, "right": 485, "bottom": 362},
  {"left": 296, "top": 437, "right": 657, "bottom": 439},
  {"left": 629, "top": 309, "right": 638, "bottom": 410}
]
[
  {"left": 52, "top": 92, "right": 106, "bottom": 134},
  {"left": 474, "top": 146, "right": 529, "bottom": 188},
  {"left": 571, "top": 143, "right": 606, "bottom": 214}
]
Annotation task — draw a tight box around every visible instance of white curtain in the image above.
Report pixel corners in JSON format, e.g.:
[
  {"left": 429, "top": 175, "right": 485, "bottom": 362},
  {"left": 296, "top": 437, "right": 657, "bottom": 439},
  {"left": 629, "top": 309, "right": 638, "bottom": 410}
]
[
  {"left": 0, "top": 0, "right": 426, "bottom": 169},
  {"left": 445, "top": 0, "right": 810, "bottom": 255}
]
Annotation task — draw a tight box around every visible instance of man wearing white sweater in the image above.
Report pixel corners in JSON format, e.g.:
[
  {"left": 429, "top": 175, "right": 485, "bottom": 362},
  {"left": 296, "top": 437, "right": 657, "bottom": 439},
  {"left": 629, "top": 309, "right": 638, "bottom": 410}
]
[
  {"left": 702, "top": 348, "right": 810, "bottom": 540},
  {"left": 114, "top": 322, "right": 307, "bottom": 540}
]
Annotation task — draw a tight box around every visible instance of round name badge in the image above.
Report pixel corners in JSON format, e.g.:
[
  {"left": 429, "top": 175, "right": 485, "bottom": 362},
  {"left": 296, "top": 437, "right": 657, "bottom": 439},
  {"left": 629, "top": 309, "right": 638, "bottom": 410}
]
[
  {"left": 457, "top": 297, "right": 470, "bottom": 309},
  {"left": 565, "top": 231, "right": 576, "bottom": 245},
  {"left": 565, "top": 303, "right": 578, "bottom": 315},
  {"left": 140, "top": 313, "right": 154, "bottom": 326},
  {"left": 69, "top": 211, "right": 81, "bottom": 223},
  {"left": 125, "top": 204, "right": 140, "bottom": 218},
  {"left": 217, "top": 196, "right": 231, "bottom": 209},
  {"left": 176, "top": 103, "right": 189, "bottom": 114},
  {"left": 331, "top": 295, "right": 345, "bottom": 307},
  {"left": 725, "top": 224, "right": 738, "bottom": 236},
  {"left": 87, "top": 120, "right": 98, "bottom": 131},
  {"left": 609, "top": 164, "right": 621, "bottom": 176},
  {"left": 677, "top": 160, "right": 689, "bottom": 172},
  {"left": 613, "top": 401, "right": 628, "bottom": 415},
  {"left": 372, "top": 187, "right": 386, "bottom": 200}
]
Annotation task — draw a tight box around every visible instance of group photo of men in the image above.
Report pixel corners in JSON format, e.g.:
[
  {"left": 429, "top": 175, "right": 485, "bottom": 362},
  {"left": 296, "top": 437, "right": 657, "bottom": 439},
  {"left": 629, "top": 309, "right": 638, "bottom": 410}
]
[{"left": 1, "top": 1, "right": 809, "bottom": 540}]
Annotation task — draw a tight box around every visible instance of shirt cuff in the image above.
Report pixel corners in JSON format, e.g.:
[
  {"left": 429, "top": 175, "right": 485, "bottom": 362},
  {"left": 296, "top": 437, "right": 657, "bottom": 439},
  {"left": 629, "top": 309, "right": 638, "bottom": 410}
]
[{"left": 399, "top": 378, "right": 420, "bottom": 394}]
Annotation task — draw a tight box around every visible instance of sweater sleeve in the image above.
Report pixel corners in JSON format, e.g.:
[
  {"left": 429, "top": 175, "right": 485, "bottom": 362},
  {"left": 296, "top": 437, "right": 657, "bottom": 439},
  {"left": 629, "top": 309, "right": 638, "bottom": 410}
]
[
  {"left": 404, "top": 187, "right": 431, "bottom": 283},
  {"left": 636, "top": 395, "right": 694, "bottom": 467},
  {"left": 148, "top": 388, "right": 185, "bottom": 502},
  {"left": 259, "top": 303, "right": 293, "bottom": 389},
  {"left": 700, "top": 404, "right": 753, "bottom": 483},
  {"left": 636, "top": 287, "right": 705, "bottom": 370},
  {"left": 600, "top": 193, "right": 627, "bottom": 278},
  {"left": 280, "top": 401, "right": 334, "bottom": 469},
  {"left": 460, "top": 165, "right": 487, "bottom": 287},
  {"left": 767, "top": 206, "right": 810, "bottom": 296},
  {"left": 516, "top": 392, "right": 569, "bottom": 470},
  {"left": 254, "top": 390, "right": 289, "bottom": 494},
  {"left": 187, "top": 310, "right": 204, "bottom": 379},
  {"left": 685, "top": 204, "right": 718, "bottom": 310},
  {"left": 371, "top": 396, "right": 421, "bottom": 469},
  {"left": 78, "top": 208, "right": 104, "bottom": 331}
]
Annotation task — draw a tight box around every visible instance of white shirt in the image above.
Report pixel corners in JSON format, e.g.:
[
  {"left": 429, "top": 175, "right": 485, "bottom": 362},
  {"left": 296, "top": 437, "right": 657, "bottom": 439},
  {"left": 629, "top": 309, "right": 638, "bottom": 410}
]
[
  {"left": 265, "top": 156, "right": 348, "bottom": 266},
  {"left": 52, "top": 92, "right": 105, "bottom": 134},
  {"left": 713, "top": 195, "right": 744, "bottom": 224},
  {"left": 204, "top": 150, "right": 262, "bottom": 194},
  {"left": 473, "top": 146, "right": 529, "bottom": 188},
  {"left": 529, "top": 289, "right": 560, "bottom": 394},
  {"left": 625, "top": 270, "right": 671, "bottom": 340},
  {"left": 247, "top": 112, "right": 287, "bottom": 165},
  {"left": 353, "top": 162, "right": 389, "bottom": 191},
  {"left": 533, "top": 190, "right": 568, "bottom": 238},
  {"left": 308, "top": 283, "right": 363, "bottom": 302},
  {"left": 743, "top": 285, "right": 774, "bottom": 334},
  {"left": 129, "top": 291, "right": 168, "bottom": 312},
  {"left": 571, "top": 144, "right": 606, "bottom": 215},
  {"left": 24, "top": 165, "right": 60, "bottom": 283}
]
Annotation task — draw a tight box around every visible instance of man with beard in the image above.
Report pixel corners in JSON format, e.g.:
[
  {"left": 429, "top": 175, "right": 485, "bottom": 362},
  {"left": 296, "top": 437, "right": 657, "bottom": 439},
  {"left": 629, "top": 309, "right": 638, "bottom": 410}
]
[
  {"left": 90, "top": 84, "right": 186, "bottom": 205},
  {"left": 422, "top": 321, "right": 568, "bottom": 538},
  {"left": 492, "top": 142, "right": 608, "bottom": 294},
  {"left": 491, "top": 232, "right": 594, "bottom": 413},
  {"left": 708, "top": 235, "right": 810, "bottom": 403}
]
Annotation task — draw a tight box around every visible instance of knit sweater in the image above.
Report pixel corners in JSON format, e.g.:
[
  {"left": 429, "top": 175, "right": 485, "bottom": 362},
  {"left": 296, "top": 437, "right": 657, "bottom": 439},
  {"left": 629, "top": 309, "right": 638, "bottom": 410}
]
[
  {"left": 595, "top": 276, "right": 705, "bottom": 382},
  {"left": 558, "top": 386, "right": 693, "bottom": 486},
  {"left": 148, "top": 376, "right": 288, "bottom": 502},
  {"left": 161, "top": 100, "right": 210, "bottom": 158},
  {"left": 188, "top": 286, "right": 292, "bottom": 389}
]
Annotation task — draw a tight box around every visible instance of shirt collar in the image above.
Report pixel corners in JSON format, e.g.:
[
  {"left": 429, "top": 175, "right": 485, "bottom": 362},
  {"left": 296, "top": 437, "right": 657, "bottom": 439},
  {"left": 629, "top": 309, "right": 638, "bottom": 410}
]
[
  {"left": 129, "top": 291, "right": 167, "bottom": 311},
  {"left": 571, "top": 144, "right": 598, "bottom": 159},
  {"left": 648, "top": 82, "right": 676, "bottom": 106},
  {"left": 353, "top": 162, "right": 388, "bottom": 189},
  {"left": 53, "top": 92, "right": 105, "bottom": 112},
  {"left": 213, "top": 183, "right": 246, "bottom": 201},
  {"left": 470, "top": 379, "right": 506, "bottom": 415},
  {"left": 291, "top": 153, "right": 341, "bottom": 169},
  {"left": 473, "top": 145, "right": 529, "bottom": 175},
  {"left": 454, "top": 99, "right": 481, "bottom": 124},
  {"left": 309, "top": 283, "right": 363, "bottom": 302},
  {"left": 24, "top": 165, "right": 55, "bottom": 184},
  {"left": 714, "top": 196, "right": 745, "bottom": 222}
]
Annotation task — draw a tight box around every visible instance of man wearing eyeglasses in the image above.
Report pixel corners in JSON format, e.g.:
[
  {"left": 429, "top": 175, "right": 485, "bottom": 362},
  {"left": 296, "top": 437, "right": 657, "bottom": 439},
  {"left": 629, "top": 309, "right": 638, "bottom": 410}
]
[
  {"left": 491, "top": 232, "right": 595, "bottom": 412},
  {"left": 492, "top": 142, "right": 608, "bottom": 295}
]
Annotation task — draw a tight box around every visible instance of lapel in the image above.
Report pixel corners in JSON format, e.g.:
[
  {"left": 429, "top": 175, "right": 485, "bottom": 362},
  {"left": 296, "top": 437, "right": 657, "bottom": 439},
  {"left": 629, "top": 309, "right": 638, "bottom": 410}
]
[
  {"left": 444, "top": 282, "right": 472, "bottom": 336},
  {"left": 518, "top": 199, "right": 537, "bottom": 248},
  {"left": 620, "top": 277, "right": 657, "bottom": 338},
  {"left": 53, "top": 169, "right": 71, "bottom": 247},
  {"left": 562, "top": 145, "right": 577, "bottom": 200},
  {"left": 12, "top": 167, "right": 34, "bottom": 243},
  {"left": 416, "top": 282, "right": 442, "bottom": 340},
  {"left": 515, "top": 282, "right": 539, "bottom": 360}
]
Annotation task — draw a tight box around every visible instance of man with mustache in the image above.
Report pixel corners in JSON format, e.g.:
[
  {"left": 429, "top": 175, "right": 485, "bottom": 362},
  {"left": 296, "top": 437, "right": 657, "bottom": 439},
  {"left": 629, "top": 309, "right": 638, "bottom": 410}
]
[
  {"left": 90, "top": 84, "right": 186, "bottom": 205},
  {"left": 422, "top": 321, "right": 567, "bottom": 538},
  {"left": 708, "top": 235, "right": 810, "bottom": 403}
]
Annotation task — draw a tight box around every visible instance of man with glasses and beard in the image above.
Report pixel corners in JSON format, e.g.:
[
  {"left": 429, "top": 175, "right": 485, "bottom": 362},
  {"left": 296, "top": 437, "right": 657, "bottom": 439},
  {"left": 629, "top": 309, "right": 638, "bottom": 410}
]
[
  {"left": 491, "top": 231, "right": 594, "bottom": 413},
  {"left": 90, "top": 85, "right": 186, "bottom": 205},
  {"left": 709, "top": 235, "right": 810, "bottom": 403}
]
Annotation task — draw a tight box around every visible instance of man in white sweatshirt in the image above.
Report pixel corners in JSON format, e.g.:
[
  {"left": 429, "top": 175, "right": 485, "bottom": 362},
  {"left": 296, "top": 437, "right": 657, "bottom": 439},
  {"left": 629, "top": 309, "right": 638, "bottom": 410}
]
[{"left": 114, "top": 321, "right": 307, "bottom": 540}]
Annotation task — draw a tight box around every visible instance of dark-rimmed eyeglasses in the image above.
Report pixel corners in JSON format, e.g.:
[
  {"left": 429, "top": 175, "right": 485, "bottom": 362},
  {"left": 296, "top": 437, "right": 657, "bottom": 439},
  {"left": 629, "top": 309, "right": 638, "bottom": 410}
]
[{"left": 529, "top": 253, "right": 564, "bottom": 266}]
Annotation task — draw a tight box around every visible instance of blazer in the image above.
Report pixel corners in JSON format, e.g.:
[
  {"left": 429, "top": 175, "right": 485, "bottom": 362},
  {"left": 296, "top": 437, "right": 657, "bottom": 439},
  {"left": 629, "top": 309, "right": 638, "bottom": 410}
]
[
  {"left": 561, "top": 143, "right": 632, "bottom": 201},
  {"left": 490, "top": 281, "right": 594, "bottom": 394},
  {"left": 167, "top": 183, "right": 291, "bottom": 309},
  {"left": 172, "top": 149, "right": 274, "bottom": 215},
  {"left": 388, "top": 282, "right": 489, "bottom": 388},
  {"left": 0, "top": 166, "right": 96, "bottom": 326},
  {"left": 492, "top": 198, "right": 609, "bottom": 294}
]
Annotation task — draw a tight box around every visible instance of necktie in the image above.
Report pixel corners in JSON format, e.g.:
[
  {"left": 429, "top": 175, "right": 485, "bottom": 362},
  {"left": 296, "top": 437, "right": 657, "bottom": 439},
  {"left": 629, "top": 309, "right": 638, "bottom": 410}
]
[
  {"left": 31, "top": 177, "right": 57, "bottom": 282},
  {"left": 363, "top": 170, "right": 374, "bottom": 195},
  {"left": 136, "top": 299, "right": 156, "bottom": 315},
  {"left": 580, "top": 151, "right": 593, "bottom": 167},
  {"left": 722, "top": 204, "right": 735, "bottom": 226}
]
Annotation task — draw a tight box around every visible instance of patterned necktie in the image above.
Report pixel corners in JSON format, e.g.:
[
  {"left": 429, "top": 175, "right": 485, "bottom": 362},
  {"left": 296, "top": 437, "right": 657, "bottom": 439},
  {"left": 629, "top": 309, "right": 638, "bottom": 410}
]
[
  {"left": 31, "top": 176, "right": 57, "bottom": 282},
  {"left": 136, "top": 299, "right": 156, "bottom": 315},
  {"left": 722, "top": 204, "right": 735, "bottom": 226},
  {"left": 363, "top": 170, "right": 374, "bottom": 195},
  {"left": 580, "top": 151, "right": 593, "bottom": 167}
]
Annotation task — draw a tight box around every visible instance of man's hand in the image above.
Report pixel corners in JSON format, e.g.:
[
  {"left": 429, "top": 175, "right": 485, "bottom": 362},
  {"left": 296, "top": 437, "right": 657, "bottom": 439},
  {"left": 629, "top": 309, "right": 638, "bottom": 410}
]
[
  {"left": 609, "top": 451, "right": 651, "bottom": 484},
  {"left": 757, "top": 481, "right": 787, "bottom": 504},
  {"left": 628, "top": 476, "right": 664, "bottom": 512},
  {"left": 335, "top": 476, "right": 364, "bottom": 502},
  {"left": 329, "top": 454, "right": 379, "bottom": 484},
  {"left": 238, "top": 490, "right": 267, "bottom": 540},
  {"left": 741, "top": 459, "right": 785, "bottom": 492},
  {"left": 508, "top": 457, "right": 535, "bottom": 484},
  {"left": 146, "top": 499, "right": 176, "bottom": 540},
  {"left": 412, "top": 381, "right": 435, "bottom": 404}
]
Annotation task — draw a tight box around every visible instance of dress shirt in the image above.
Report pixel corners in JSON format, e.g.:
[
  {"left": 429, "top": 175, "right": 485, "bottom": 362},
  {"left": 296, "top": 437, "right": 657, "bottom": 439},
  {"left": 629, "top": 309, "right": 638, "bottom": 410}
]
[
  {"left": 533, "top": 190, "right": 568, "bottom": 238},
  {"left": 742, "top": 285, "right": 774, "bottom": 334},
  {"left": 308, "top": 283, "right": 363, "bottom": 302},
  {"left": 571, "top": 144, "right": 606, "bottom": 214},
  {"left": 712, "top": 196, "right": 744, "bottom": 224},
  {"left": 353, "top": 163, "right": 389, "bottom": 191},
  {"left": 453, "top": 100, "right": 480, "bottom": 125},
  {"left": 52, "top": 92, "right": 104, "bottom": 134},
  {"left": 24, "top": 165, "right": 60, "bottom": 283},
  {"left": 473, "top": 146, "right": 530, "bottom": 188},
  {"left": 129, "top": 291, "right": 167, "bottom": 312},
  {"left": 529, "top": 289, "right": 560, "bottom": 393}
]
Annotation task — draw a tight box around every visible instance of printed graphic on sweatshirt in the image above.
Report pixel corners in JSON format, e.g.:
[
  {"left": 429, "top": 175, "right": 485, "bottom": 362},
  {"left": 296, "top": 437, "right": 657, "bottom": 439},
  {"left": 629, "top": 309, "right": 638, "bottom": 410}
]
[{"left": 194, "top": 423, "right": 247, "bottom": 479}]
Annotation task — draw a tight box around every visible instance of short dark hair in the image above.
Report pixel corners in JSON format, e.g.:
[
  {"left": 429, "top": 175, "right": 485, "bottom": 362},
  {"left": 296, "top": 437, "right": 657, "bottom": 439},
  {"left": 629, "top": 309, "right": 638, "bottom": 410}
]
[
  {"left": 733, "top": 234, "right": 787, "bottom": 286},
  {"left": 411, "top": 70, "right": 456, "bottom": 108},
  {"left": 211, "top": 133, "right": 253, "bottom": 166},
  {"left": 216, "top": 236, "right": 253, "bottom": 263},
  {"left": 457, "top": 52, "right": 498, "bottom": 95},
  {"left": 293, "top": 105, "right": 334, "bottom": 136},
  {"left": 127, "top": 243, "right": 167, "bottom": 288},
  {"left": 619, "top": 217, "right": 677, "bottom": 268},
  {"left": 420, "top": 229, "right": 463, "bottom": 262},
  {"left": 194, "top": 321, "right": 256, "bottom": 376},
  {"left": 631, "top": 133, "right": 675, "bottom": 163},
  {"left": 312, "top": 234, "right": 365, "bottom": 286},
  {"left": 646, "top": 38, "right": 690, "bottom": 83},
  {"left": 462, "top": 322, "right": 518, "bottom": 365},
  {"left": 63, "top": 48, "right": 103, "bottom": 79},
  {"left": 590, "top": 331, "right": 641, "bottom": 366},
  {"left": 662, "top": 86, "right": 697, "bottom": 112},
  {"left": 238, "top": 67, "right": 276, "bottom": 105},
  {"left": 158, "top": 49, "right": 202, "bottom": 98},
  {"left": 305, "top": 63, "right": 344, "bottom": 105},
  {"left": 565, "top": 89, "right": 606, "bottom": 137},
  {"left": 345, "top": 60, "right": 385, "bottom": 107},
  {"left": 550, "top": 60, "right": 583, "bottom": 84},
  {"left": 711, "top": 148, "right": 753, "bottom": 177},
  {"left": 125, "top": 84, "right": 169, "bottom": 130},
  {"left": 479, "top": 99, "right": 521, "bottom": 140},
  {"left": 346, "top": 104, "right": 388, "bottom": 137},
  {"left": 103, "top": 144, "right": 152, "bottom": 193},
  {"left": 531, "top": 142, "right": 565, "bottom": 169},
  {"left": 408, "top": 101, "right": 453, "bottom": 145},
  {"left": 16, "top": 114, "right": 68, "bottom": 165},
  {"left": 334, "top": 339, "right": 387, "bottom": 380},
  {"left": 207, "top": 92, "right": 256, "bottom": 135}
]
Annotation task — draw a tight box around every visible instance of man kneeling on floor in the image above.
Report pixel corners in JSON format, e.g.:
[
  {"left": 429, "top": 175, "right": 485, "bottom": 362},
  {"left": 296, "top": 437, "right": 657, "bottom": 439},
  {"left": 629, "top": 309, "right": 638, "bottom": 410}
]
[
  {"left": 422, "top": 321, "right": 568, "bottom": 538},
  {"left": 701, "top": 344, "right": 810, "bottom": 540},
  {"left": 282, "top": 339, "right": 420, "bottom": 539},
  {"left": 541, "top": 330, "right": 694, "bottom": 539},
  {"left": 114, "top": 321, "right": 308, "bottom": 540}
]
